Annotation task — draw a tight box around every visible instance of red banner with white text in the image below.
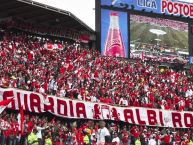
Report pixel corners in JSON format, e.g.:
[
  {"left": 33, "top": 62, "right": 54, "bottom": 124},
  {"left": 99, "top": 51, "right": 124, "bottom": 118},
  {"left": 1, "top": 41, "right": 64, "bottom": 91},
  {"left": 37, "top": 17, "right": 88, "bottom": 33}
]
[{"left": 0, "top": 88, "right": 193, "bottom": 128}]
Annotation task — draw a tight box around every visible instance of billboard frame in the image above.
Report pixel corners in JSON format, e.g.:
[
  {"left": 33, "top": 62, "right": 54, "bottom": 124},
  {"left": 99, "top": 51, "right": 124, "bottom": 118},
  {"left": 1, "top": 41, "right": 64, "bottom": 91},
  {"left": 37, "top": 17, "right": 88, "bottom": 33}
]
[{"left": 96, "top": 0, "right": 193, "bottom": 57}]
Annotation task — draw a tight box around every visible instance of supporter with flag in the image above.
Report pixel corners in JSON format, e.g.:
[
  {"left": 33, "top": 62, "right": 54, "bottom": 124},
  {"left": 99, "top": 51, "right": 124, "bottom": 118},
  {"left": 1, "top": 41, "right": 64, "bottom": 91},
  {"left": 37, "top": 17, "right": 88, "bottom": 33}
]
[
  {"left": 0, "top": 98, "right": 14, "bottom": 114},
  {"left": 17, "top": 106, "right": 26, "bottom": 145},
  {"left": 17, "top": 106, "right": 24, "bottom": 134}
]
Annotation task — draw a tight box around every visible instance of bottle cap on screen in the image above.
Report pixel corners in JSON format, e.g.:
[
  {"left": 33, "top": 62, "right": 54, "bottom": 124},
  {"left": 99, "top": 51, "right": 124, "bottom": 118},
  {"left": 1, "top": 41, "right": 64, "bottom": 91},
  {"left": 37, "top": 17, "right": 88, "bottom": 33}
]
[{"left": 110, "top": 12, "right": 119, "bottom": 16}]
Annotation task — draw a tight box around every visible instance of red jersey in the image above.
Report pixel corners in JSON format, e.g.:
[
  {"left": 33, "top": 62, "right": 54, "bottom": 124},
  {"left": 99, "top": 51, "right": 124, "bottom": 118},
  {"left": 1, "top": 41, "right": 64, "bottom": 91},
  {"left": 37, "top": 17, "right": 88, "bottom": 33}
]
[{"left": 164, "top": 135, "right": 170, "bottom": 144}]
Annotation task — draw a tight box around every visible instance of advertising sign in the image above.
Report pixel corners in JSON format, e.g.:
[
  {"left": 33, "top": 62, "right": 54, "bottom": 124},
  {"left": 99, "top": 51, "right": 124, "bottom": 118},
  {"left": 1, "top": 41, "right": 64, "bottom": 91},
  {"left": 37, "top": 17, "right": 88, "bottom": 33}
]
[
  {"left": 101, "top": 9, "right": 128, "bottom": 58},
  {"left": 101, "top": 0, "right": 193, "bottom": 18}
]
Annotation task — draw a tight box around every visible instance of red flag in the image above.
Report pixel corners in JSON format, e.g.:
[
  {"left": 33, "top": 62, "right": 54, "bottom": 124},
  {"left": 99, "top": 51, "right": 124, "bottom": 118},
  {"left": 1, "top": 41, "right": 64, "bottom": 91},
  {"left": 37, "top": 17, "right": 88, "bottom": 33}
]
[
  {"left": 141, "top": 51, "right": 144, "bottom": 61},
  {"left": 18, "top": 106, "right": 24, "bottom": 134},
  {"left": 44, "top": 43, "right": 53, "bottom": 50},
  {"left": 57, "top": 44, "right": 63, "bottom": 50},
  {"left": 80, "top": 34, "right": 90, "bottom": 43},
  {"left": 0, "top": 98, "right": 13, "bottom": 114}
]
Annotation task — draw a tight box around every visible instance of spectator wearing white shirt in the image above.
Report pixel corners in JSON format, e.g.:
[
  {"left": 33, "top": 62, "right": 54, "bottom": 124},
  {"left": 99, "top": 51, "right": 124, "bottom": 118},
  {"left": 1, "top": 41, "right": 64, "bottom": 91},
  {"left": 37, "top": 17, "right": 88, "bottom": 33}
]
[
  {"left": 119, "top": 97, "right": 128, "bottom": 106},
  {"left": 77, "top": 93, "right": 82, "bottom": 100},
  {"left": 123, "top": 97, "right": 128, "bottom": 106},
  {"left": 112, "top": 132, "right": 120, "bottom": 145},
  {"left": 53, "top": 82, "right": 58, "bottom": 95},
  {"left": 39, "top": 85, "right": 45, "bottom": 94},
  {"left": 36, "top": 124, "right": 48, "bottom": 145},
  {"left": 148, "top": 135, "right": 156, "bottom": 145},
  {"left": 48, "top": 77, "right": 55, "bottom": 94},
  {"left": 185, "top": 87, "right": 193, "bottom": 98},
  {"left": 59, "top": 87, "right": 66, "bottom": 98},
  {"left": 90, "top": 95, "right": 97, "bottom": 102},
  {"left": 96, "top": 121, "right": 111, "bottom": 145},
  {"left": 119, "top": 97, "right": 124, "bottom": 106}
]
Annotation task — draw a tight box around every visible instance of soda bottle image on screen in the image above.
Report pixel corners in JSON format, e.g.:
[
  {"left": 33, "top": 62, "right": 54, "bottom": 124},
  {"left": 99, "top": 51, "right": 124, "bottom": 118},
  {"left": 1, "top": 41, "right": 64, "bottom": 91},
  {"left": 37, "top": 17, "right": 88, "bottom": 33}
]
[{"left": 104, "top": 12, "right": 126, "bottom": 57}]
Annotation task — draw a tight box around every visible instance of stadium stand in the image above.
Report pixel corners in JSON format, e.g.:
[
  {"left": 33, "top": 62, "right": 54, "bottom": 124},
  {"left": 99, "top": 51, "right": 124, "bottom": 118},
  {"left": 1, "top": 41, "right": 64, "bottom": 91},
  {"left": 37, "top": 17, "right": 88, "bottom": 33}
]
[
  {"left": 0, "top": 0, "right": 193, "bottom": 145},
  {"left": 130, "top": 15, "right": 188, "bottom": 31},
  {"left": 1, "top": 110, "right": 193, "bottom": 145},
  {"left": 1, "top": 19, "right": 193, "bottom": 145},
  {"left": 0, "top": 25, "right": 192, "bottom": 111}
]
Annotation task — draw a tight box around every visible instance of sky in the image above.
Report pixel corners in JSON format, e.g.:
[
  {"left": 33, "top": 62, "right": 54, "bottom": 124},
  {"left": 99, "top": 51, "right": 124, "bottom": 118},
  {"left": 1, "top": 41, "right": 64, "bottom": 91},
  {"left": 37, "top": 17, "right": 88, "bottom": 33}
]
[
  {"left": 34, "top": 0, "right": 95, "bottom": 30},
  {"left": 33, "top": 0, "right": 193, "bottom": 31}
]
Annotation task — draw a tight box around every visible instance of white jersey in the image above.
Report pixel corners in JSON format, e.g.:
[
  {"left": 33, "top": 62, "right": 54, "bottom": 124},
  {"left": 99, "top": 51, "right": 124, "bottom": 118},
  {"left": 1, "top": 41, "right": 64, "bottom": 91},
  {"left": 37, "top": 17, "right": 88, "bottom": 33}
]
[
  {"left": 148, "top": 138, "right": 156, "bottom": 145},
  {"left": 96, "top": 127, "right": 110, "bottom": 144},
  {"left": 36, "top": 126, "right": 45, "bottom": 139},
  {"left": 112, "top": 137, "right": 120, "bottom": 144}
]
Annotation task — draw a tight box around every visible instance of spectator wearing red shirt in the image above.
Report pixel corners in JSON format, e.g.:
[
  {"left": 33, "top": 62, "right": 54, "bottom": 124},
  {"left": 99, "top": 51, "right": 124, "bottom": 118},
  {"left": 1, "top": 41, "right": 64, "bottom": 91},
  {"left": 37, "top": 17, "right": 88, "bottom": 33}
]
[{"left": 163, "top": 132, "right": 171, "bottom": 145}]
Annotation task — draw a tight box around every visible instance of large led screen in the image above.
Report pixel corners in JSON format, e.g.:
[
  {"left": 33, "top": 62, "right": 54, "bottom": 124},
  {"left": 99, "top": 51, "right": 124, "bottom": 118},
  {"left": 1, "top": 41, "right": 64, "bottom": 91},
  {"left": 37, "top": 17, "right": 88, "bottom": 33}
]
[
  {"left": 130, "top": 14, "right": 189, "bottom": 63},
  {"left": 101, "top": 9, "right": 128, "bottom": 58}
]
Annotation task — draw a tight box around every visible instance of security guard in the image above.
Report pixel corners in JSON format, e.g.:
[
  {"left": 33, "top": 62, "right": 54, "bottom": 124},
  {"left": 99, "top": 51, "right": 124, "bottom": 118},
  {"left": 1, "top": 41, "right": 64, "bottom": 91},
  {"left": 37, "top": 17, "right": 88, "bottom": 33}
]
[
  {"left": 45, "top": 134, "right": 52, "bottom": 145},
  {"left": 135, "top": 137, "right": 141, "bottom": 145},
  {"left": 83, "top": 128, "right": 91, "bottom": 145},
  {"left": 189, "top": 138, "right": 193, "bottom": 145},
  {"left": 27, "top": 129, "right": 38, "bottom": 145}
]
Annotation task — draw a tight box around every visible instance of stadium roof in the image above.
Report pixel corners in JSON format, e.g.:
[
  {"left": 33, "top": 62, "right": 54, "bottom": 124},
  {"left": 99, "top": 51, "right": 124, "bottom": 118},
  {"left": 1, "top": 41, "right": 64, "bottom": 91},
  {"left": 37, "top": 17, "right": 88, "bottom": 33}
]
[{"left": 0, "top": 0, "right": 95, "bottom": 34}]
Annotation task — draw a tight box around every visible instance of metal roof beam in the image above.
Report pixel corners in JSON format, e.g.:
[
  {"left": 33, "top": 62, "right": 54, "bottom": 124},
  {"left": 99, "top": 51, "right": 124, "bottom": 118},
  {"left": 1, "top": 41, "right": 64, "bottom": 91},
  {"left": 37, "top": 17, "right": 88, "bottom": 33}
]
[
  {"left": 15, "top": 9, "right": 45, "bottom": 18},
  {"left": 28, "top": 14, "right": 56, "bottom": 23},
  {"left": 0, "top": 3, "right": 25, "bottom": 12},
  {"left": 0, "top": 1, "right": 19, "bottom": 8}
]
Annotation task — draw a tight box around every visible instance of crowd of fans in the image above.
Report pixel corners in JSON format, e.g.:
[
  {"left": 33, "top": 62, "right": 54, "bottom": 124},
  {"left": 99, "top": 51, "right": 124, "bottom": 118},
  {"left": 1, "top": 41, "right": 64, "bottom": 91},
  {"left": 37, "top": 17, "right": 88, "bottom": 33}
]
[
  {"left": 130, "top": 44, "right": 188, "bottom": 63},
  {"left": 0, "top": 18, "right": 80, "bottom": 40},
  {"left": 1, "top": 21, "right": 193, "bottom": 145},
  {"left": 1, "top": 110, "right": 193, "bottom": 145},
  {"left": 130, "top": 14, "right": 188, "bottom": 31},
  {"left": 0, "top": 28, "right": 193, "bottom": 111}
]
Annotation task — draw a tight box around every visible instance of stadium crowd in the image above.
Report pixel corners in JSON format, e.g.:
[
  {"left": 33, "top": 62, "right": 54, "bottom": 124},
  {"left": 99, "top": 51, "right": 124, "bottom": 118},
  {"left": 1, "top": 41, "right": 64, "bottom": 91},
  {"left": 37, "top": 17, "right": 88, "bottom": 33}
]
[
  {"left": 130, "top": 14, "right": 188, "bottom": 31},
  {"left": 1, "top": 111, "right": 193, "bottom": 145},
  {"left": 0, "top": 18, "right": 80, "bottom": 40},
  {"left": 0, "top": 28, "right": 193, "bottom": 111},
  {"left": 1, "top": 21, "right": 193, "bottom": 145}
]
